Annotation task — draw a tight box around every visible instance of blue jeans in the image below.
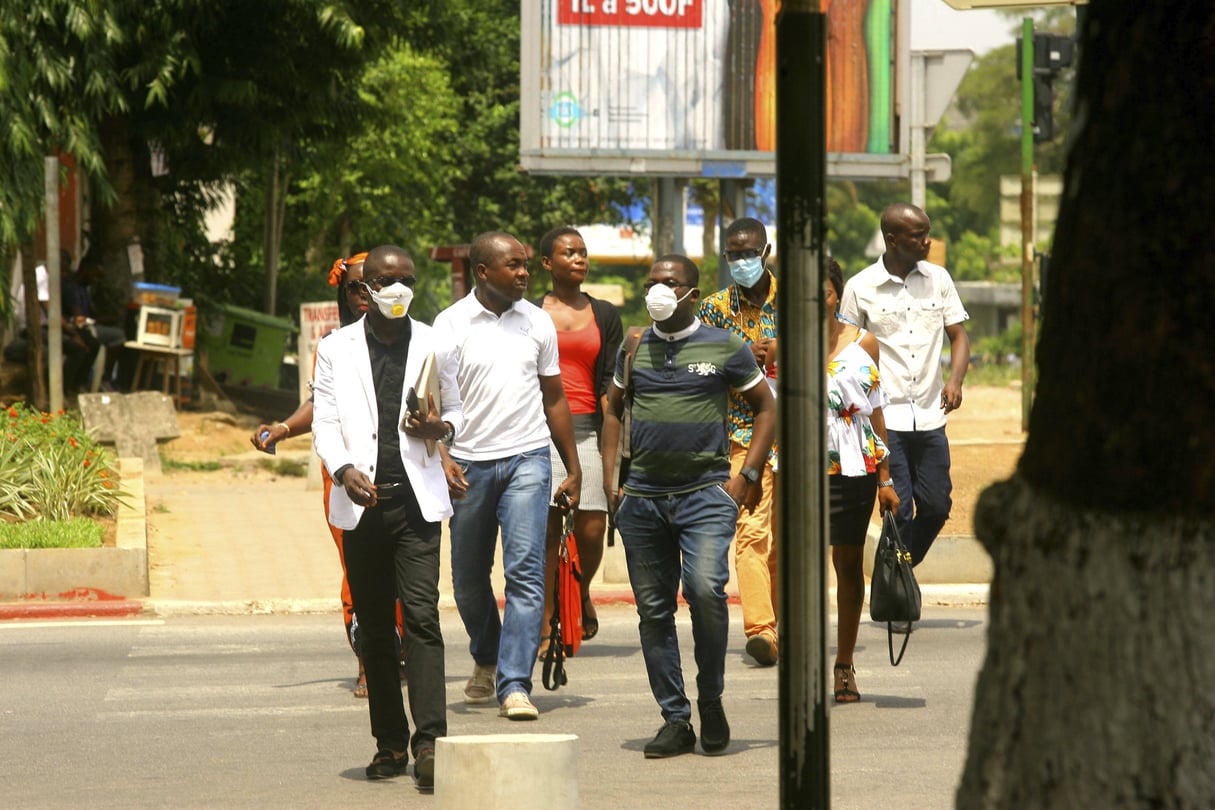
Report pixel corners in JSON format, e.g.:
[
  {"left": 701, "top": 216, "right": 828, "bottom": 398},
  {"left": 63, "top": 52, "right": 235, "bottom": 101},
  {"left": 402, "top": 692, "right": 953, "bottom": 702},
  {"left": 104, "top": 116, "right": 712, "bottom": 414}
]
[
  {"left": 885, "top": 427, "right": 952, "bottom": 567},
  {"left": 449, "top": 448, "right": 551, "bottom": 701},
  {"left": 615, "top": 484, "right": 739, "bottom": 723}
]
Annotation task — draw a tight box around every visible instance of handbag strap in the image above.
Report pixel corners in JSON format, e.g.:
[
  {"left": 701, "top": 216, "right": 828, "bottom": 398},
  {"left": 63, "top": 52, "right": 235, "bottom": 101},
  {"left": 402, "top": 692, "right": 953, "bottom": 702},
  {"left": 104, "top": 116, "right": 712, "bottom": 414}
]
[
  {"left": 541, "top": 597, "right": 568, "bottom": 690},
  {"left": 881, "top": 511, "right": 914, "bottom": 665},
  {"left": 542, "top": 511, "right": 578, "bottom": 690},
  {"left": 887, "top": 623, "right": 912, "bottom": 666}
]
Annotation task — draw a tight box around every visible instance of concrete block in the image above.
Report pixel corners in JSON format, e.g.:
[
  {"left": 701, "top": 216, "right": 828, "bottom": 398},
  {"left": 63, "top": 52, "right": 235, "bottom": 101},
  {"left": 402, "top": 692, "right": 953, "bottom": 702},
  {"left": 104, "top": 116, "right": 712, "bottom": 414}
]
[
  {"left": 115, "top": 457, "right": 146, "bottom": 552},
  {"left": 862, "top": 529, "right": 992, "bottom": 586},
  {"left": 600, "top": 538, "right": 630, "bottom": 585},
  {"left": 23, "top": 547, "right": 147, "bottom": 599},
  {"left": 436, "top": 733, "right": 578, "bottom": 810},
  {"left": 78, "top": 391, "right": 179, "bottom": 476},
  {"left": 0, "top": 550, "right": 28, "bottom": 597}
]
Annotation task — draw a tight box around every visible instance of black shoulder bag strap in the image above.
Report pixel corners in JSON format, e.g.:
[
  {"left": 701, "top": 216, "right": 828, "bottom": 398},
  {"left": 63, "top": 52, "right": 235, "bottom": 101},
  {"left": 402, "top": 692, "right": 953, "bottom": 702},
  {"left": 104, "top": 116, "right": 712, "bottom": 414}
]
[{"left": 606, "top": 326, "right": 646, "bottom": 548}]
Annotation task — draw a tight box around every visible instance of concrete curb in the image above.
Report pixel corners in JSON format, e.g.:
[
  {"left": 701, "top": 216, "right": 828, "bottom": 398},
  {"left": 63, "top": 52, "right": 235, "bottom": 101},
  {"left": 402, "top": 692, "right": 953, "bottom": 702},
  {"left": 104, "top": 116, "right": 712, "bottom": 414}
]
[
  {"left": 145, "top": 598, "right": 343, "bottom": 617},
  {"left": 2, "top": 584, "right": 990, "bottom": 620},
  {"left": 0, "top": 599, "right": 146, "bottom": 621},
  {"left": 133, "top": 584, "right": 990, "bottom": 618}
]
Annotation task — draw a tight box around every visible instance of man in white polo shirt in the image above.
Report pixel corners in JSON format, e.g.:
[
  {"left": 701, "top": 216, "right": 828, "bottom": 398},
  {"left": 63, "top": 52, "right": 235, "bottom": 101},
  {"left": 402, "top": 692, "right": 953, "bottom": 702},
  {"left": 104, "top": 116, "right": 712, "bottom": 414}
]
[
  {"left": 840, "top": 203, "right": 970, "bottom": 572},
  {"left": 433, "top": 231, "right": 582, "bottom": 721}
]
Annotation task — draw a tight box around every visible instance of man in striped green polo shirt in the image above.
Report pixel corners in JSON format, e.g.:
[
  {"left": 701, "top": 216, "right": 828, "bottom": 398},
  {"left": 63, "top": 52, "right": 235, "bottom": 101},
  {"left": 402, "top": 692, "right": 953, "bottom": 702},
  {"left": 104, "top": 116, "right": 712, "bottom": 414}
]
[{"left": 602, "top": 254, "right": 776, "bottom": 760}]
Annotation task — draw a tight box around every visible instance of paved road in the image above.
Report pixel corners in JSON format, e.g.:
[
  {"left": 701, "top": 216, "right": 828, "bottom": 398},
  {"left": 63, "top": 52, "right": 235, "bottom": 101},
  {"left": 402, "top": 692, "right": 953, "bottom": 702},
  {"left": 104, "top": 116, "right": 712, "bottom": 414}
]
[{"left": 0, "top": 604, "right": 985, "bottom": 809}]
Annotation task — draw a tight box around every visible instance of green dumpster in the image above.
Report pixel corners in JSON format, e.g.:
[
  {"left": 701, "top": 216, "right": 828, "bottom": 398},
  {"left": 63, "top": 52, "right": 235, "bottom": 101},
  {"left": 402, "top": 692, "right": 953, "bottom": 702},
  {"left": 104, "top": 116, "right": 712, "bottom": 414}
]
[{"left": 196, "top": 304, "right": 294, "bottom": 388}]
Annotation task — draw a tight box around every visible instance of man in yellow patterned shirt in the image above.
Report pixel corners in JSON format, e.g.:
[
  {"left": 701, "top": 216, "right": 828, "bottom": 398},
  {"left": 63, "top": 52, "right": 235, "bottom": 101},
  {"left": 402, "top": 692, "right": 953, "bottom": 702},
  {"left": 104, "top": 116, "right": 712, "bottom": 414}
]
[{"left": 697, "top": 217, "right": 780, "bottom": 666}]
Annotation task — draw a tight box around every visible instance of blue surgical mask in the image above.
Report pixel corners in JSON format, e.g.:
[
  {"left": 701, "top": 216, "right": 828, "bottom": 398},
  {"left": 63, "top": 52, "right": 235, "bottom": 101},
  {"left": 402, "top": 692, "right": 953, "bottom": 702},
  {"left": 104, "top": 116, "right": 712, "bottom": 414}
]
[{"left": 728, "top": 256, "right": 766, "bottom": 288}]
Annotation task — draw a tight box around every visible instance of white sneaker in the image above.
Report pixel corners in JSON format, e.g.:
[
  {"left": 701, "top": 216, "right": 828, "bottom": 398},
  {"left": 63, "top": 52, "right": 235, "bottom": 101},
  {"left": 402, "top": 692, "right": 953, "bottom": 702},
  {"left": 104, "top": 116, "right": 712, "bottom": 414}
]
[
  {"left": 464, "top": 664, "right": 496, "bottom": 705},
  {"left": 498, "top": 690, "right": 539, "bottom": 720}
]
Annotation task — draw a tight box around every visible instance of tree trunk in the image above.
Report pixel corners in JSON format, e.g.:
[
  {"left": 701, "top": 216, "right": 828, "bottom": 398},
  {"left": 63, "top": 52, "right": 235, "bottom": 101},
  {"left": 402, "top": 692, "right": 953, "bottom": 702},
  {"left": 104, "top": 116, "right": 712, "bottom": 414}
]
[
  {"left": 19, "top": 249, "right": 47, "bottom": 410},
  {"left": 958, "top": 5, "right": 1215, "bottom": 807},
  {"left": 263, "top": 151, "right": 288, "bottom": 316},
  {"left": 90, "top": 116, "right": 142, "bottom": 323}
]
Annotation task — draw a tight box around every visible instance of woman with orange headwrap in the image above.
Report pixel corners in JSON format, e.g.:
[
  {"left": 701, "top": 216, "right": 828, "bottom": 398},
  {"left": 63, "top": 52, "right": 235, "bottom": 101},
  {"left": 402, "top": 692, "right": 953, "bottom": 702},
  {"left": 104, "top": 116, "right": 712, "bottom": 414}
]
[{"left": 251, "top": 252, "right": 406, "bottom": 698}]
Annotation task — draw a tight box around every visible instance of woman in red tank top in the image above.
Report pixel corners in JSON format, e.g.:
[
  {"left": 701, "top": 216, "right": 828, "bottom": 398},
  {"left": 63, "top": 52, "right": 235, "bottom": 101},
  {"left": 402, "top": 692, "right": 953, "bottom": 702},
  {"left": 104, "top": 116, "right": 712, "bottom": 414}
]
[{"left": 534, "top": 227, "right": 623, "bottom": 652}]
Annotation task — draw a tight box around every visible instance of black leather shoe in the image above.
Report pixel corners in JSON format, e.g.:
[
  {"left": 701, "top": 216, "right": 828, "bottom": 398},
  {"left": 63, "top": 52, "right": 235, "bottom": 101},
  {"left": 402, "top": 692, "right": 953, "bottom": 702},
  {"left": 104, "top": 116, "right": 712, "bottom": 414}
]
[
  {"left": 413, "top": 747, "right": 435, "bottom": 791},
  {"left": 697, "top": 698, "right": 730, "bottom": 754},
  {"left": 643, "top": 720, "right": 696, "bottom": 759},
  {"left": 365, "top": 749, "right": 409, "bottom": 780}
]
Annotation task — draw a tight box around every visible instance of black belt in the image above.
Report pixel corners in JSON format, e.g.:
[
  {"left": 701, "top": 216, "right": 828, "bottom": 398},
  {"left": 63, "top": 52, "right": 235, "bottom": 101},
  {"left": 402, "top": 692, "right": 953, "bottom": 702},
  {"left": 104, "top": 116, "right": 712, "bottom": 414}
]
[{"left": 374, "top": 481, "right": 409, "bottom": 501}]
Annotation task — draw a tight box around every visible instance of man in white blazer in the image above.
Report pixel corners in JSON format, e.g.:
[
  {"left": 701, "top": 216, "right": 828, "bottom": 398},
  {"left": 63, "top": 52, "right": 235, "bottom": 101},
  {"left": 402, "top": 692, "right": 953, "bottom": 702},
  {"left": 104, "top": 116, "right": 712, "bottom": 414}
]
[{"left": 312, "top": 245, "right": 462, "bottom": 791}]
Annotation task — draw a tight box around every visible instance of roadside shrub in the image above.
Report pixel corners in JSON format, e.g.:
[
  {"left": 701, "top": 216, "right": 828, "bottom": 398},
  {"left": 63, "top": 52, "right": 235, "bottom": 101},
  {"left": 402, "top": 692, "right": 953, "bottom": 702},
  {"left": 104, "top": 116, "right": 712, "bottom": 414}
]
[
  {"left": 0, "top": 518, "right": 104, "bottom": 549},
  {"left": 0, "top": 404, "right": 125, "bottom": 521}
]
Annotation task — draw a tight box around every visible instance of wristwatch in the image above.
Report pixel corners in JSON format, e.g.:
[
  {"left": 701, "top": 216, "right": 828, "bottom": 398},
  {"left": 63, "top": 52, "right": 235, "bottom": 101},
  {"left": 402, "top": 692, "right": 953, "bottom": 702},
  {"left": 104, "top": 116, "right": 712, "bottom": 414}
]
[
  {"left": 739, "top": 466, "right": 761, "bottom": 485},
  {"left": 440, "top": 422, "right": 455, "bottom": 446},
  {"left": 878, "top": 479, "right": 895, "bottom": 488}
]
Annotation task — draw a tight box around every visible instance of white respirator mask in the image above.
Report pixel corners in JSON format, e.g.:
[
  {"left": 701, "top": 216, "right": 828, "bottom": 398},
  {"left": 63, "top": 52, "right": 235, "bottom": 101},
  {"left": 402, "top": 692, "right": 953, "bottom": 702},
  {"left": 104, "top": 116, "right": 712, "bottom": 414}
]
[
  {"left": 368, "top": 283, "right": 414, "bottom": 319},
  {"left": 644, "top": 283, "right": 692, "bottom": 322}
]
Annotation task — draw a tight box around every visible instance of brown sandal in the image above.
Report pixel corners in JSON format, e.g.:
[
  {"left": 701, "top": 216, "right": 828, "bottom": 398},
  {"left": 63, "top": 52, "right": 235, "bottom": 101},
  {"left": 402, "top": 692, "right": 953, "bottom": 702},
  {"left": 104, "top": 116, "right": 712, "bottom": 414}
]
[
  {"left": 833, "top": 663, "right": 860, "bottom": 704},
  {"left": 353, "top": 658, "right": 368, "bottom": 699}
]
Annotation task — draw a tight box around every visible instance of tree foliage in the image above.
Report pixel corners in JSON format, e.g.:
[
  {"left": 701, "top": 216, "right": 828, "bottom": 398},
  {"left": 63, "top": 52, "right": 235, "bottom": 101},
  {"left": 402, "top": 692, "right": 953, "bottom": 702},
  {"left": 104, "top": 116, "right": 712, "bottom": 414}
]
[
  {"left": 0, "top": 0, "right": 126, "bottom": 250},
  {"left": 3, "top": 2, "right": 1076, "bottom": 339},
  {"left": 928, "top": 18, "right": 1075, "bottom": 244}
]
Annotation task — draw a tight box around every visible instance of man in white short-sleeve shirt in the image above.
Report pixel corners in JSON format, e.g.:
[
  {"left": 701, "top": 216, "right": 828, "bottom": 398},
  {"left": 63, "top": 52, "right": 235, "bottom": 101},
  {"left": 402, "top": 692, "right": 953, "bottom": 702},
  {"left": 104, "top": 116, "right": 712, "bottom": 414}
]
[
  {"left": 432, "top": 231, "right": 581, "bottom": 721},
  {"left": 840, "top": 203, "right": 970, "bottom": 571}
]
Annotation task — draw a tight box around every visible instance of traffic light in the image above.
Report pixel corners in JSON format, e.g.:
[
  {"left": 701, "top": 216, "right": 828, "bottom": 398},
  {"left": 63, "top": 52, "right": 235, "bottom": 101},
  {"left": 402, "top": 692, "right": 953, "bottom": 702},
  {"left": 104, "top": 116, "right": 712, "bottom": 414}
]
[{"left": 1016, "top": 33, "right": 1075, "bottom": 143}]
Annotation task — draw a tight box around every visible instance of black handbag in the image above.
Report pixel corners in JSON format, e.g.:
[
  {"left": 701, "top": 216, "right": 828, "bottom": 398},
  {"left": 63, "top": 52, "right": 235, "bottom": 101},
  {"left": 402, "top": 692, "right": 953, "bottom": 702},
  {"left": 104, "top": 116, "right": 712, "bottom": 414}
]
[{"left": 869, "top": 511, "right": 922, "bottom": 666}]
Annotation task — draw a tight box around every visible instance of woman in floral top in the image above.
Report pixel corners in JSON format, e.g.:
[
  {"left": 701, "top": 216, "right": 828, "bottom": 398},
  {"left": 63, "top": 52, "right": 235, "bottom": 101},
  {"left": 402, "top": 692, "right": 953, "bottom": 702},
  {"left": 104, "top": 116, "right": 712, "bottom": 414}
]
[{"left": 826, "top": 258, "right": 899, "bottom": 703}]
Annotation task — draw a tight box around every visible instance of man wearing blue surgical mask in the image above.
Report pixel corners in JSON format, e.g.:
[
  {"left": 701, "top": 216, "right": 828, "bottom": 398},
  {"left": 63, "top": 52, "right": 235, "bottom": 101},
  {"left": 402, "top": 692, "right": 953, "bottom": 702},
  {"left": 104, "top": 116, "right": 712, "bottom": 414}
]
[{"left": 697, "top": 217, "right": 781, "bottom": 668}]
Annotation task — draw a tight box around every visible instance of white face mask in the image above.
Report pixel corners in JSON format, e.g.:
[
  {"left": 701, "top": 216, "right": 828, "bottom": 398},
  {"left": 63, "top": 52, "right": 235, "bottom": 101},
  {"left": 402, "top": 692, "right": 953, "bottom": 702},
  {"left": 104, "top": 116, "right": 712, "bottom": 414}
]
[
  {"left": 368, "top": 282, "right": 414, "bottom": 319},
  {"left": 644, "top": 283, "right": 692, "bottom": 322}
]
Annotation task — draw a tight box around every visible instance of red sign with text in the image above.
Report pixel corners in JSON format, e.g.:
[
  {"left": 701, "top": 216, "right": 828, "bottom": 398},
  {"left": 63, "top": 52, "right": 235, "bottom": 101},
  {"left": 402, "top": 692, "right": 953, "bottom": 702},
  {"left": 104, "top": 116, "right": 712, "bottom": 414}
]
[{"left": 558, "top": 0, "right": 702, "bottom": 29}]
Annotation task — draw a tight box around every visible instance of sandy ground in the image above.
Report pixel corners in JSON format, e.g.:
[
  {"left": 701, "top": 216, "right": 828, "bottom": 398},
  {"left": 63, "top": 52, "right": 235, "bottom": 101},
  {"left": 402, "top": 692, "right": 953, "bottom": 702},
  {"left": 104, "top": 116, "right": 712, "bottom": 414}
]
[{"left": 158, "top": 385, "right": 1027, "bottom": 538}]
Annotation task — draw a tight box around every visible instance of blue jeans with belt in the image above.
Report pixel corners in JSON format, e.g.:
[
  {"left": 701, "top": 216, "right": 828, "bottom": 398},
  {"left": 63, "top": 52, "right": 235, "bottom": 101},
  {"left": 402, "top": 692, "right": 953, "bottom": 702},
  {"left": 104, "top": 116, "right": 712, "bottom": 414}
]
[
  {"left": 885, "top": 427, "right": 953, "bottom": 567},
  {"left": 449, "top": 448, "right": 551, "bottom": 701},
  {"left": 614, "top": 483, "right": 739, "bottom": 723}
]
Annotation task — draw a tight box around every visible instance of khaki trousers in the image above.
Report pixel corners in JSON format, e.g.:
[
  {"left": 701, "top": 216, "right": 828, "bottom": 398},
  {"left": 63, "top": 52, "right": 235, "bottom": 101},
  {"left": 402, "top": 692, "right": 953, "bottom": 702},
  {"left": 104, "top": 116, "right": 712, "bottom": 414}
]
[{"left": 729, "top": 442, "right": 778, "bottom": 643}]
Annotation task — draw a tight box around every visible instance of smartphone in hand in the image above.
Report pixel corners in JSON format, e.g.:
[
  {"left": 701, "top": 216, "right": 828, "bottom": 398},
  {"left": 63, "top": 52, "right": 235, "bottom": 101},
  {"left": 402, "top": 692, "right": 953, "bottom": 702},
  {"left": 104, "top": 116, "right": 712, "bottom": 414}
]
[{"left": 258, "top": 430, "right": 277, "bottom": 455}]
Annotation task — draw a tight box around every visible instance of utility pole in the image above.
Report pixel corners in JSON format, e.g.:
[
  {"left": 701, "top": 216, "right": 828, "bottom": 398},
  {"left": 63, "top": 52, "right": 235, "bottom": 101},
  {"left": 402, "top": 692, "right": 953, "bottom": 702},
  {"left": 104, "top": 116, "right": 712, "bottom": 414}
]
[
  {"left": 1019, "top": 17, "right": 1035, "bottom": 432},
  {"left": 1017, "top": 21, "right": 1076, "bottom": 430},
  {"left": 776, "top": 2, "right": 829, "bottom": 807},
  {"left": 45, "top": 156, "right": 63, "bottom": 414}
]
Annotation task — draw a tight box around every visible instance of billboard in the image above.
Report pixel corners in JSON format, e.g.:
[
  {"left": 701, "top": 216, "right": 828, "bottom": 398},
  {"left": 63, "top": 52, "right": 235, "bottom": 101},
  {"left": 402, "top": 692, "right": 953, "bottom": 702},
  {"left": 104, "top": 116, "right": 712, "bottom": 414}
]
[{"left": 521, "top": 0, "right": 916, "bottom": 179}]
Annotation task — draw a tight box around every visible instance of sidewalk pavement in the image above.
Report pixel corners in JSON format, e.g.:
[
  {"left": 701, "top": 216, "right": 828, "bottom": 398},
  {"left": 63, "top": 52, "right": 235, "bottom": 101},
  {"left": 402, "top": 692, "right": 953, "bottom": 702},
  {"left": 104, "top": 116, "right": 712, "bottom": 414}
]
[{"left": 2, "top": 448, "right": 990, "bottom": 619}]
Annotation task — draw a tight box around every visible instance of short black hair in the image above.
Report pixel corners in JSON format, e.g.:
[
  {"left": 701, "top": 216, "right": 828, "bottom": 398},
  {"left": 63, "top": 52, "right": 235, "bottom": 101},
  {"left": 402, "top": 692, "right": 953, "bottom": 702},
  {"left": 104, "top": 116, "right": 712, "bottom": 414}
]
[
  {"left": 880, "top": 202, "right": 924, "bottom": 238},
  {"left": 654, "top": 254, "right": 700, "bottom": 287},
  {"left": 539, "top": 226, "right": 582, "bottom": 260},
  {"left": 723, "top": 217, "right": 767, "bottom": 245},
  {"left": 364, "top": 245, "right": 411, "bottom": 276},
  {"left": 470, "top": 231, "right": 518, "bottom": 270}
]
